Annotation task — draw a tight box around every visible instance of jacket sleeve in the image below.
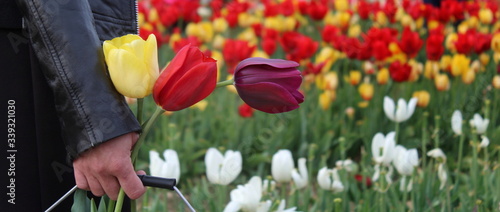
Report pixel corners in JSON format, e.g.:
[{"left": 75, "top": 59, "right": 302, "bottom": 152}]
[{"left": 15, "top": 0, "right": 141, "bottom": 160}]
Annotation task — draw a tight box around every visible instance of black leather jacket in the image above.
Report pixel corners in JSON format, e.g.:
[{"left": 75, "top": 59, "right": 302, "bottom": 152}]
[{"left": 15, "top": 0, "right": 141, "bottom": 160}]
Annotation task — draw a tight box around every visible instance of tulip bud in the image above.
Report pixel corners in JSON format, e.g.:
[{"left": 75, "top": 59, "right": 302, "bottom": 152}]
[
  {"left": 424, "top": 61, "right": 439, "bottom": 79},
  {"left": 358, "top": 83, "right": 374, "bottom": 101},
  {"left": 103, "top": 34, "right": 159, "bottom": 98},
  {"left": 153, "top": 43, "right": 217, "bottom": 111},
  {"left": 377, "top": 68, "right": 390, "bottom": 85},
  {"left": 319, "top": 90, "right": 335, "bottom": 110},
  {"left": 375, "top": 11, "right": 388, "bottom": 27},
  {"left": 271, "top": 150, "right": 295, "bottom": 183},
  {"left": 451, "top": 54, "right": 470, "bottom": 77},
  {"left": 492, "top": 75, "right": 500, "bottom": 89},
  {"left": 149, "top": 150, "right": 181, "bottom": 182},
  {"left": 323, "top": 72, "right": 339, "bottom": 90},
  {"left": 479, "top": 8, "right": 493, "bottom": 24},
  {"left": 440, "top": 55, "right": 452, "bottom": 72},
  {"left": 213, "top": 17, "right": 228, "bottom": 33},
  {"left": 461, "top": 69, "right": 475, "bottom": 84},
  {"left": 205, "top": 148, "right": 242, "bottom": 185},
  {"left": 445, "top": 33, "right": 458, "bottom": 52},
  {"left": 349, "top": 71, "right": 362, "bottom": 85},
  {"left": 412, "top": 90, "right": 430, "bottom": 107},
  {"left": 492, "top": 33, "right": 500, "bottom": 53},
  {"left": 479, "top": 53, "right": 490, "bottom": 66},
  {"left": 435, "top": 74, "right": 450, "bottom": 91},
  {"left": 363, "top": 61, "right": 375, "bottom": 75},
  {"left": 233, "top": 58, "right": 304, "bottom": 113},
  {"left": 345, "top": 107, "right": 355, "bottom": 119}
]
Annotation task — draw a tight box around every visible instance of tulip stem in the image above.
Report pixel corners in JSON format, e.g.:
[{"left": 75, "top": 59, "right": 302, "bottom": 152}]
[
  {"left": 114, "top": 189, "right": 126, "bottom": 212},
  {"left": 137, "top": 98, "right": 144, "bottom": 124},
  {"left": 456, "top": 134, "right": 465, "bottom": 173},
  {"left": 131, "top": 107, "right": 165, "bottom": 163},
  {"left": 114, "top": 107, "right": 164, "bottom": 211},
  {"left": 216, "top": 79, "right": 234, "bottom": 88}
]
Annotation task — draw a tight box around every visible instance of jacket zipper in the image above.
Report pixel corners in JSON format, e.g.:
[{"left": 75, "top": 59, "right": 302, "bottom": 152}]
[{"left": 135, "top": 0, "right": 139, "bottom": 34}]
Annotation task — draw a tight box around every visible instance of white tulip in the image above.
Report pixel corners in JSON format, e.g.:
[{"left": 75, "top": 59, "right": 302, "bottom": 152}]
[
  {"left": 383, "top": 96, "right": 418, "bottom": 123},
  {"left": 427, "top": 148, "right": 446, "bottom": 161},
  {"left": 291, "top": 158, "right": 308, "bottom": 189},
  {"left": 271, "top": 150, "right": 295, "bottom": 183},
  {"left": 393, "top": 145, "right": 419, "bottom": 176},
  {"left": 470, "top": 113, "right": 489, "bottom": 134},
  {"left": 224, "top": 176, "right": 268, "bottom": 212},
  {"left": 335, "top": 159, "right": 356, "bottom": 172},
  {"left": 451, "top": 110, "right": 463, "bottom": 135},
  {"left": 479, "top": 136, "right": 490, "bottom": 148},
  {"left": 317, "top": 167, "right": 344, "bottom": 192},
  {"left": 371, "top": 132, "right": 396, "bottom": 165},
  {"left": 149, "top": 149, "right": 180, "bottom": 182},
  {"left": 275, "top": 199, "right": 297, "bottom": 212},
  {"left": 437, "top": 163, "right": 447, "bottom": 190},
  {"left": 205, "top": 148, "right": 242, "bottom": 185},
  {"left": 373, "top": 164, "right": 394, "bottom": 183}
]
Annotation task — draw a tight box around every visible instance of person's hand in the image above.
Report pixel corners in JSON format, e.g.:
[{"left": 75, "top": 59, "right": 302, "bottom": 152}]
[{"left": 73, "top": 132, "right": 146, "bottom": 200}]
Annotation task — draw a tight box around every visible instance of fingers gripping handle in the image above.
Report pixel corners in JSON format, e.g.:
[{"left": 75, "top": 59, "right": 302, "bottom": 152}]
[{"left": 137, "top": 175, "right": 176, "bottom": 190}]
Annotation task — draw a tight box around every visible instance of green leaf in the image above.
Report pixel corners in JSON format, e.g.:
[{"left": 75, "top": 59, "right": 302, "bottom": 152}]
[
  {"left": 98, "top": 196, "right": 108, "bottom": 212},
  {"left": 71, "top": 189, "right": 90, "bottom": 212},
  {"left": 91, "top": 199, "right": 97, "bottom": 212}
]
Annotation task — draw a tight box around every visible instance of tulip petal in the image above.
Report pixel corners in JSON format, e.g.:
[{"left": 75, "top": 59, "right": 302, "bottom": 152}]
[
  {"left": 236, "top": 82, "right": 301, "bottom": 113},
  {"left": 205, "top": 148, "right": 224, "bottom": 184},
  {"left": 451, "top": 110, "right": 463, "bottom": 135},
  {"left": 235, "top": 57, "right": 299, "bottom": 71},
  {"left": 220, "top": 151, "right": 242, "bottom": 185},
  {"left": 395, "top": 99, "right": 407, "bottom": 122},
  {"left": 108, "top": 49, "right": 151, "bottom": 98},
  {"left": 157, "top": 61, "right": 217, "bottom": 111},
  {"left": 371, "top": 133, "right": 385, "bottom": 163},
  {"left": 383, "top": 96, "right": 396, "bottom": 121},
  {"left": 405, "top": 98, "right": 418, "bottom": 121}
]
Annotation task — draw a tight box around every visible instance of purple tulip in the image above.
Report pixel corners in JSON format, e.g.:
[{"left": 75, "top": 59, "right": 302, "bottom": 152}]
[{"left": 234, "top": 58, "right": 304, "bottom": 113}]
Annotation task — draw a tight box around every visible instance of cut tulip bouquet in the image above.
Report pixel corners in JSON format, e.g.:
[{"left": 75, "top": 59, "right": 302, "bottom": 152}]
[{"left": 71, "top": 33, "right": 304, "bottom": 211}]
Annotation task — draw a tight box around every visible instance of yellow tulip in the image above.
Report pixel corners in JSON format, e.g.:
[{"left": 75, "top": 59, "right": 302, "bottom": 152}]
[
  {"left": 251, "top": 50, "right": 270, "bottom": 59},
  {"left": 103, "top": 34, "right": 159, "bottom": 98},
  {"left": 319, "top": 90, "right": 336, "bottom": 110},
  {"left": 424, "top": 61, "right": 439, "bottom": 79},
  {"left": 434, "top": 74, "right": 450, "bottom": 91},
  {"left": 428, "top": 20, "right": 440, "bottom": 31},
  {"left": 495, "top": 52, "right": 500, "bottom": 64},
  {"left": 237, "top": 28, "right": 258, "bottom": 45},
  {"left": 363, "top": 61, "right": 375, "bottom": 75},
  {"left": 323, "top": 72, "right": 339, "bottom": 90},
  {"left": 211, "top": 50, "right": 223, "bottom": 82},
  {"left": 457, "top": 22, "right": 469, "bottom": 34},
  {"left": 412, "top": 90, "right": 430, "bottom": 108},
  {"left": 334, "top": 0, "right": 349, "bottom": 12},
  {"left": 479, "top": 53, "right": 490, "bottom": 66},
  {"left": 461, "top": 69, "right": 475, "bottom": 84},
  {"left": 468, "top": 16, "right": 479, "bottom": 29},
  {"left": 169, "top": 32, "right": 181, "bottom": 48},
  {"left": 401, "top": 14, "right": 416, "bottom": 31},
  {"left": 190, "top": 100, "right": 208, "bottom": 111},
  {"left": 348, "top": 24, "right": 362, "bottom": 37},
  {"left": 212, "top": 34, "right": 226, "bottom": 50},
  {"left": 451, "top": 54, "right": 470, "bottom": 77},
  {"left": 284, "top": 16, "right": 297, "bottom": 32},
  {"left": 337, "top": 12, "right": 351, "bottom": 29},
  {"left": 492, "top": 75, "right": 500, "bottom": 89},
  {"left": 213, "top": 17, "right": 228, "bottom": 33},
  {"left": 470, "top": 60, "right": 481, "bottom": 73},
  {"left": 409, "top": 60, "right": 423, "bottom": 82},
  {"left": 479, "top": 8, "right": 493, "bottom": 24},
  {"left": 345, "top": 107, "right": 355, "bottom": 119},
  {"left": 358, "top": 83, "right": 374, "bottom": 101},
  {"left": 264, "top": 17, "right": 284, "bottom": 32},
  {"left": 440, "top": 55, "right": 452, "bottom": 72},
  {"left": 491, "top": 33, "right": 500, "bottom": 53},
  {"left": 349, "top": 71, "right": 362, "bottom": 85},
  {"left": 186, "top": 22, "right": 214, "bottom": 43},
  {"left": 377, "top": 68, "right": 390, "bottom": 85},
  {"left": 375, "top": 11, "right": 388, "bottom": 27},
  {"left": 445, "top": 33, "right": 458, "bottom": 52}
]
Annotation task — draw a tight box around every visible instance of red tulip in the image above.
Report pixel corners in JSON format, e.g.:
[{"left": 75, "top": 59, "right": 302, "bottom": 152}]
[
  {"left": 234, "top": 58, "right": 304, "bottom": 113},
  {"left": 389, "top": 61, "right": 412, "bottom": 82},
  {"left": 153, "top": 44, "right": 217, "bottom": 111},
  {"left": 474, "top": 33, "right": 492, "bottom": 55},
  {"left": 357, "top": 1, "right": 371, "bottom": 20},
  {"left": 307, "top": 1, "right": 328, "bottom": 21},
  {"left": 398, "top": 27, "right": 423, "bottom": 58},
  {"left": 262, "top": 38, "right": 277, "bottom": 56},
  {"left": 281, "top": 32, "right": 318, "bottom": 63},
  {"left": 223, "top": 39, "right": 256, "bottom": 74},
  {"left": 426, "top": 32, "right": 445, "bottom": 61},
  {"left": 455, "top": 30, "right": 476, "bottom": 55},
  {"left": 238, "top": 103, "right": 254, "bottom": 118}
]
